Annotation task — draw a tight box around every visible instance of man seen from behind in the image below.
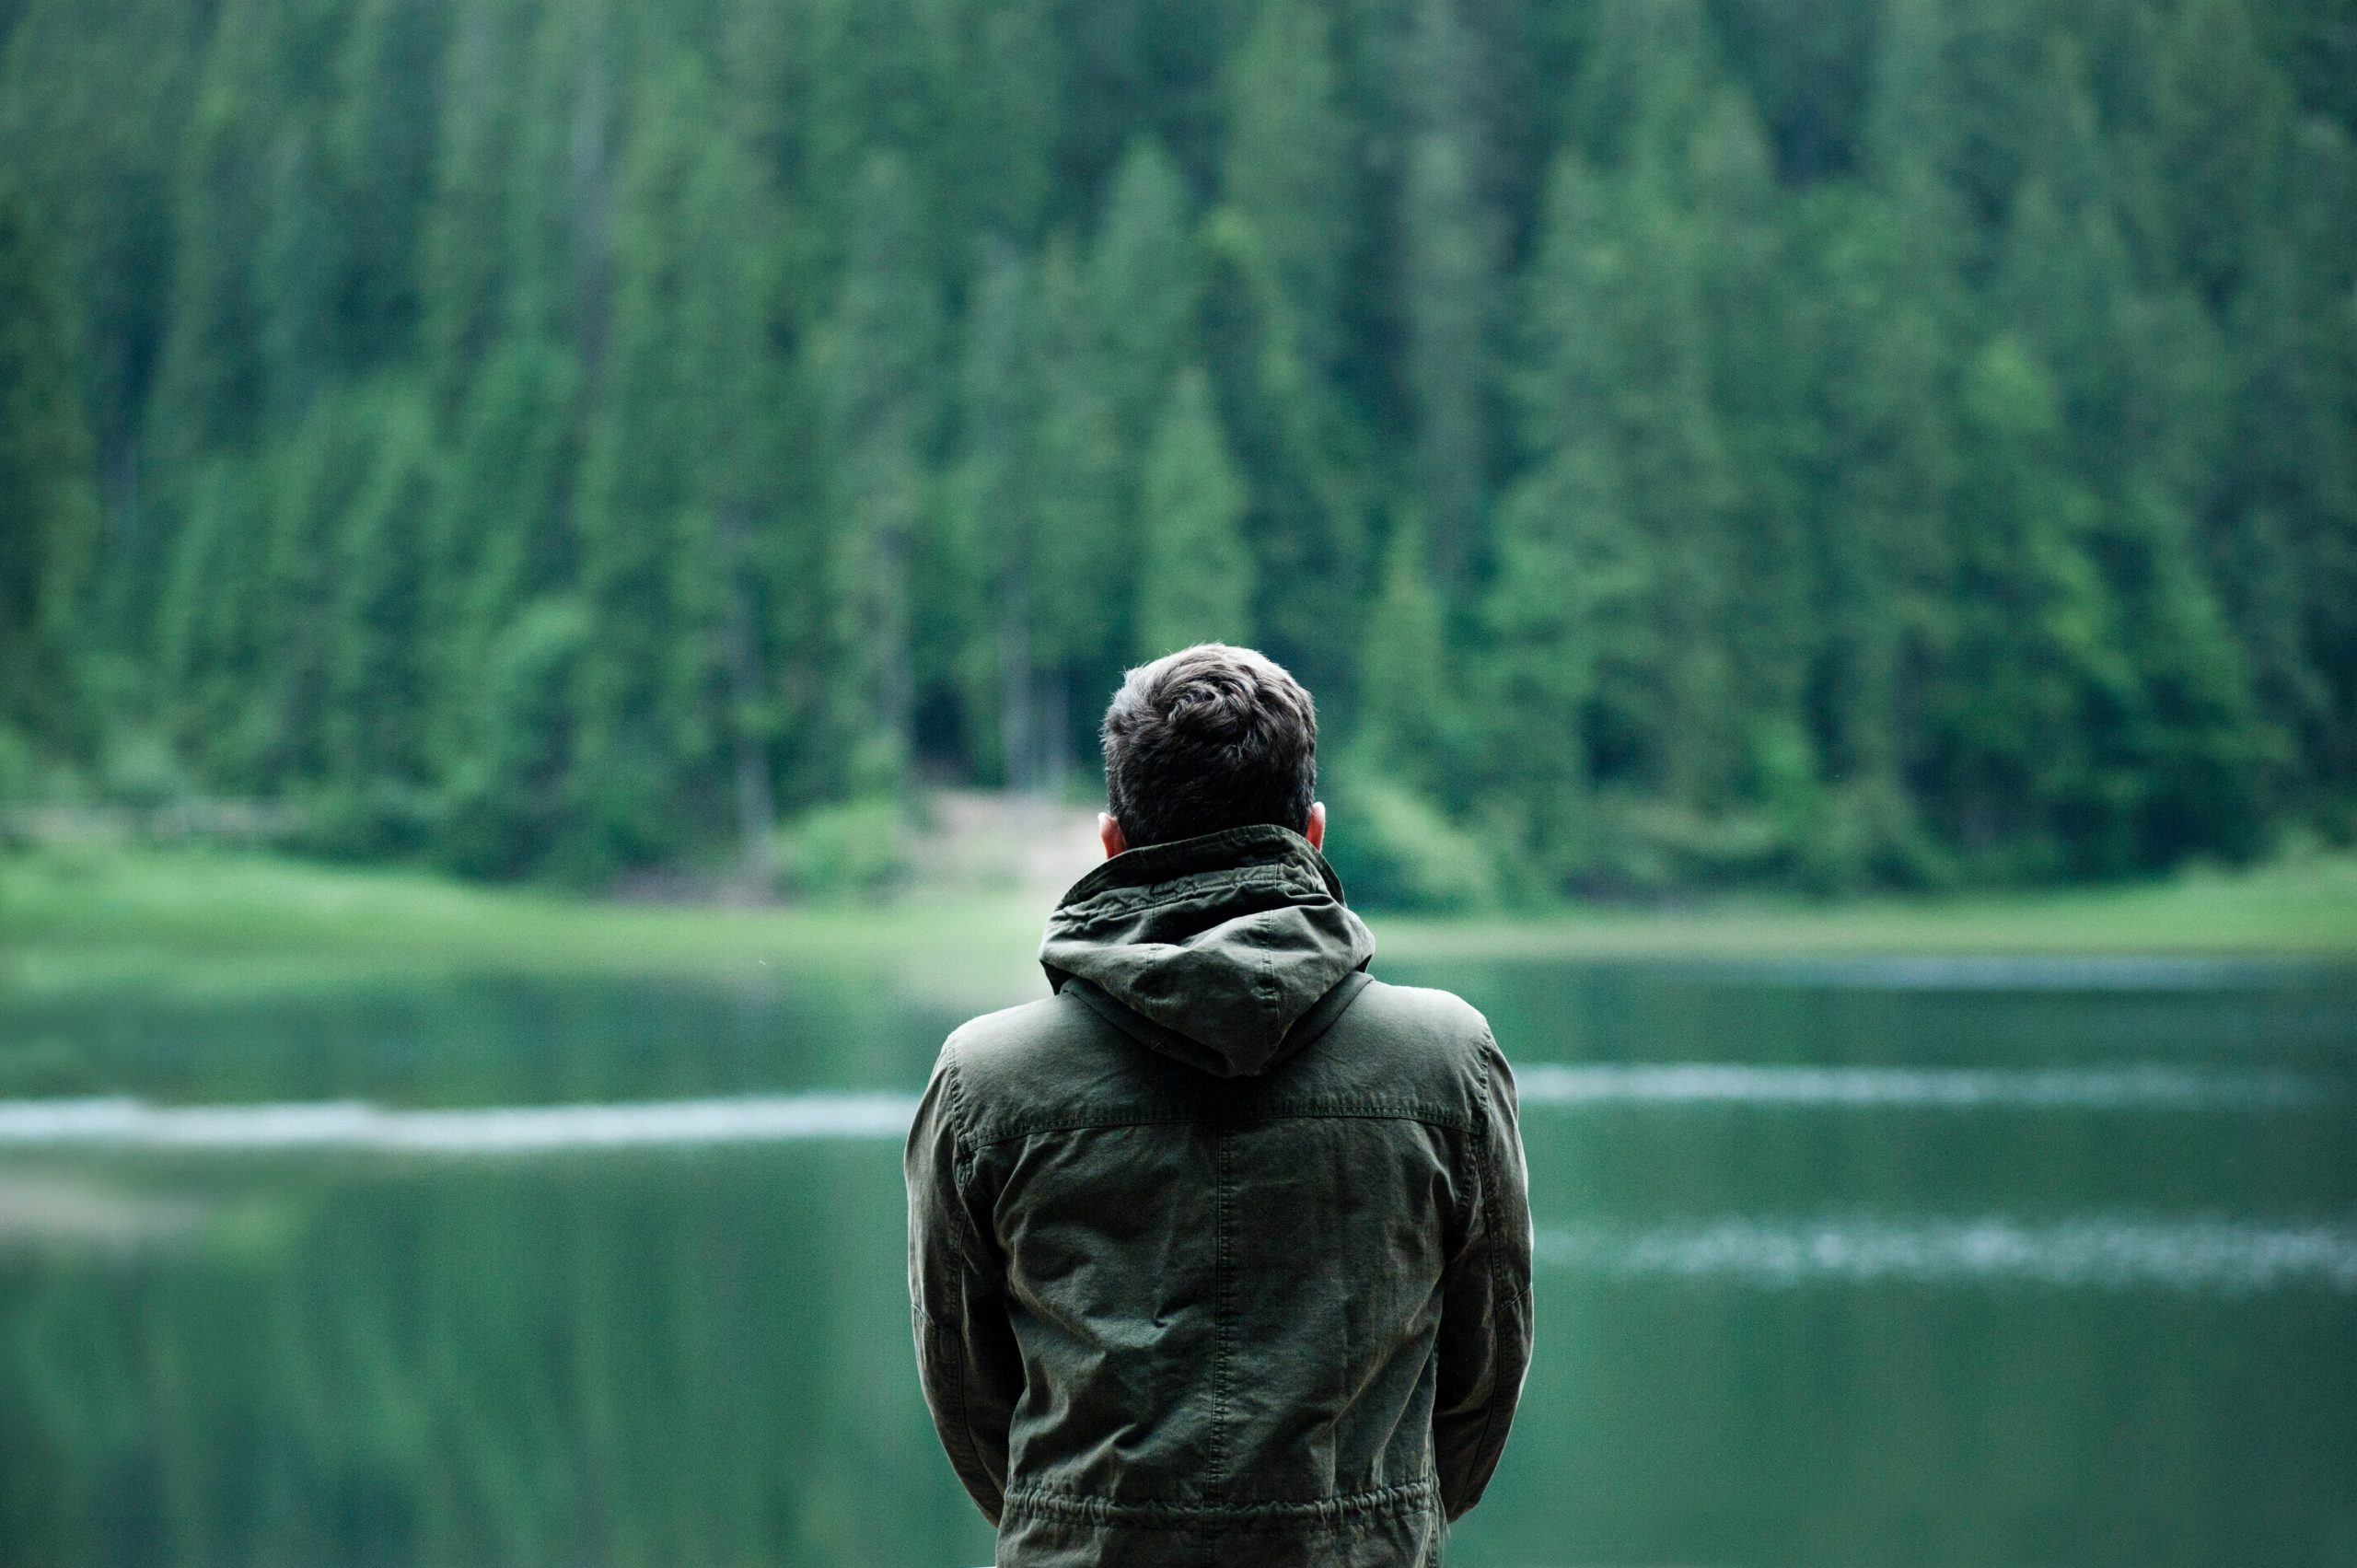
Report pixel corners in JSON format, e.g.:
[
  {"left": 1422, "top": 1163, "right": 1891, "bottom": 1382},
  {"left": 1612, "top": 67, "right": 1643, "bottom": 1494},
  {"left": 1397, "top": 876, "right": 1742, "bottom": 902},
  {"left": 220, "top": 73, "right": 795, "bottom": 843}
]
[{"left": 906, "top": 643, "right": 1534, "bottom": 1566}]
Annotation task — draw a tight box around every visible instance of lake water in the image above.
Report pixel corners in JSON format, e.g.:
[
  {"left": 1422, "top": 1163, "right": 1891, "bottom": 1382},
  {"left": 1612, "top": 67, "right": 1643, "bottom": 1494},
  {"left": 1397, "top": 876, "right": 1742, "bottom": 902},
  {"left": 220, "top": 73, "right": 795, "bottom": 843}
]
[{"left": 1, "top": 952, "right": 2353, "bottom": 1566}]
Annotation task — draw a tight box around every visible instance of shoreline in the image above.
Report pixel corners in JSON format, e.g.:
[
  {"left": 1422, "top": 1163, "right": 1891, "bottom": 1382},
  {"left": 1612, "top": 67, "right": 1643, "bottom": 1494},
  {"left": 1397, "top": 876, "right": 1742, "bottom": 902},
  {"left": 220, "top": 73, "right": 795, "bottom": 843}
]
[{"left": 4, "top": 844, "right": 2352, "bottom": 1007}]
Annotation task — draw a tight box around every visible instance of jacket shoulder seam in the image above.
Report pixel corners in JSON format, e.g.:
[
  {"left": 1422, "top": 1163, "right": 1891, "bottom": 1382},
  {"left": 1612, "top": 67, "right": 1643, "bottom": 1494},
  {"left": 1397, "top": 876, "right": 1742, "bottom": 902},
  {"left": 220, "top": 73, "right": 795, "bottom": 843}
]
[{"left": 941, "top": 1036, "right": 975, "bottom": 1150}]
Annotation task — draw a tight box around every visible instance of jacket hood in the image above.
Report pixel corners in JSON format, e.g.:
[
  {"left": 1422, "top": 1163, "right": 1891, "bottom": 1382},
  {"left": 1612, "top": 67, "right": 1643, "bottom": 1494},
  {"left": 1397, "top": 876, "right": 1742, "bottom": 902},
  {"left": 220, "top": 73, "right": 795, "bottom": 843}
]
[{"left": 1039, "top": 823, "right": 1376, "bottom": 1077}]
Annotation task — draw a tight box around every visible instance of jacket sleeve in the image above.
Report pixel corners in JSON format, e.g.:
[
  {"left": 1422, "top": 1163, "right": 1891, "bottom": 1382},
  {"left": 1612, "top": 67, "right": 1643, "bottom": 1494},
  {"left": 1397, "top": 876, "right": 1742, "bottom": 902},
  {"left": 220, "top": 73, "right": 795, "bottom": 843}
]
[
  {"left": 905, "top": 1040, "right": 1025, "bottom": 1525},
  {"left": 1433, "top": 1030, "right": 1535, "bottom": 1521}
]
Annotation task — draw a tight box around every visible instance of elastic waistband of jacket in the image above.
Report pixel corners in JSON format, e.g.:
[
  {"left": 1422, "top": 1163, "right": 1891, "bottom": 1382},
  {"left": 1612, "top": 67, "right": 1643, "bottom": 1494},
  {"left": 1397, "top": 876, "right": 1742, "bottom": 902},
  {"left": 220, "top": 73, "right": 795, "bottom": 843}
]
[{"left": 1000, "top": 1473, "right": 1438, "bottom": 1532}]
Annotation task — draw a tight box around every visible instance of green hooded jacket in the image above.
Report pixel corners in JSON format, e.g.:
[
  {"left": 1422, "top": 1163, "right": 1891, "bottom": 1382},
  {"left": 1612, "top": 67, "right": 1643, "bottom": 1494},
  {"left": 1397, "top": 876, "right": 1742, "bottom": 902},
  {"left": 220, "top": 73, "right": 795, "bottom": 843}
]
[{"left": 906, "top": 825, "right": 1533, "bottom": 1566}]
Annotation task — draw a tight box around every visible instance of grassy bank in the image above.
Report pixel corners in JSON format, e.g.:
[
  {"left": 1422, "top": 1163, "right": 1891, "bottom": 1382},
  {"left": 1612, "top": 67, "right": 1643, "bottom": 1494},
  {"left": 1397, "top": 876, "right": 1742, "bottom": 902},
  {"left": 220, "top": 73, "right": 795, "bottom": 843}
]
[
  {"left": 5, "top": 842, "right": 2353, "bottom": 1005},
  {"left": 0, "top": 844, "right": 1047, "bottom": 1002},
  {"left": 1377, "top": 853, "right": 2357, "bottom": 963}
]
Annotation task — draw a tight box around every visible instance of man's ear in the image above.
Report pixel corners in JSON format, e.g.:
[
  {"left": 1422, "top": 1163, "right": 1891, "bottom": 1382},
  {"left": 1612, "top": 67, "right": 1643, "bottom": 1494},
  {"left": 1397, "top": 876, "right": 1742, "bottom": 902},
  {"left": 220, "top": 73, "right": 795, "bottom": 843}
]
[
  {"left": 1098, "top": 812, "right": 1129, "bottom": 859},
  {"left": 1305, "top": 800, "right": 1326, "bottom": 850}
]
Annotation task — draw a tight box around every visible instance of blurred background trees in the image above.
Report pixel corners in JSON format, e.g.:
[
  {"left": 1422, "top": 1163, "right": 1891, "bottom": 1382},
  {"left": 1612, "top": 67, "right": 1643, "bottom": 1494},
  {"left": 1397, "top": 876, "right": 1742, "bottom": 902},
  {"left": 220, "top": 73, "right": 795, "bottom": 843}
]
[{"left": 1, "top": 0, "right": 2351, "bottom": 898}]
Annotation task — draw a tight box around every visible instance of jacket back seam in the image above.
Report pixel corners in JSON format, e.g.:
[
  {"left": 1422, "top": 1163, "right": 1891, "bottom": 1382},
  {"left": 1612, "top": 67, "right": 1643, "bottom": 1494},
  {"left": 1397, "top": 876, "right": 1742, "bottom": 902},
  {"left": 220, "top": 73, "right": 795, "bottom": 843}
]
[{"left": 1213, "top": 1121, "right": 1233, "bottom": 1491}]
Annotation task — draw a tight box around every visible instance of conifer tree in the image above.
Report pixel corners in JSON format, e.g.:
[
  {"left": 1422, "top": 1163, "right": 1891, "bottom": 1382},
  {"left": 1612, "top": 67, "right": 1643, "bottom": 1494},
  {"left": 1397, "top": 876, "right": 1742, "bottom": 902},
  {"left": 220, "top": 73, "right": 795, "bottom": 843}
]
[
  {"left": 328, "top": 0, "right": 447, "bottom": 369},
  {"left": 1028, "top": 238, "right": 1128, "bottom": 778},
  {"left": 1399, "top": 0, "right": 1499, "bottom": 590},
  {"left": 1196, "top": 211, "right": 1367, "bottom": 709},
  {"left": 0, "top": 183, "right": 101, "bottom": 754},
  {"left": 570, "top": 55, "right": 711, "bottom": 865},
  {"left": 417, "top": 0, "right": 524, "bottom": 413},
  {"left": 1928, "top": 337, "right": 2118, "bottom": 876},
  {"left": 814, "top": 152, "right": 941, "bottom": 793},
  {"left": 1136, "top": 367, "right": 1253, "bottom": 656},
  {"left": 323, "top": 388, "right": 437, "bottom": 843},
  {"left": 952, "top": 240, "right": 1046, "bottom": 789},
  {"left": 1223, "top": 0, "right": 1353, "bottom": 377},
  {"left": 1089, "top": 139, "right": 1196, "bottom": 469},
  {"left": 143, "top": 0, "right": 280, "bottom": 470},
  {"left": 2155, "top": 0, "right": 2283, "bottom": 307},
  {"left": 674, "top": 123, "right": 786, "bottom": 874},
  {"left": 1480, "top": 445, "right": 1650, "bottom": 880},
  {"left": 0, "top": 0, "right": 206, "bottom": 495},
  {"left": 253, "top": 393, "right": 386, "bottom": 788},
  {"left": 1356, "top": 520, "right": 1451, "bottom": 798},
  {"left": 421, "top": 336, "right": 581, "bottom": 803}
]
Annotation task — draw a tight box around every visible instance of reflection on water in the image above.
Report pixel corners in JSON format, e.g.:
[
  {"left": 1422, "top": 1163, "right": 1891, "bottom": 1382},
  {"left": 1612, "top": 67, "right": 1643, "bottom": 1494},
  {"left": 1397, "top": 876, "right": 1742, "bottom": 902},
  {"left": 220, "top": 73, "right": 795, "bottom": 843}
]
[
  {"left": 0, "top": 1093, "right": 920, "bottom": 1152},
  {"left": 1515, "top": 1060, "right": 2332, "bottom": 1108},
  {"left": 1, "top": 958, "right": 2352, "bottom": 1565},
  {"left": 1538, "top": 1214, "right": 2357, "bottom": 1294},
  {"left": 0, "top": 1059, "right": 2333, "bottom": 1154}
]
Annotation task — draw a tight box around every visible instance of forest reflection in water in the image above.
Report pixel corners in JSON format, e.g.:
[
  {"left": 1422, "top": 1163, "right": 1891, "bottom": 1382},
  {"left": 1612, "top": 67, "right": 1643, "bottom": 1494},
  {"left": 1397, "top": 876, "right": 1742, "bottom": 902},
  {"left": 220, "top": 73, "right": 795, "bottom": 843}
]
[{"left": 0, "top": 958, "right": 2351, "bottom": 1567}]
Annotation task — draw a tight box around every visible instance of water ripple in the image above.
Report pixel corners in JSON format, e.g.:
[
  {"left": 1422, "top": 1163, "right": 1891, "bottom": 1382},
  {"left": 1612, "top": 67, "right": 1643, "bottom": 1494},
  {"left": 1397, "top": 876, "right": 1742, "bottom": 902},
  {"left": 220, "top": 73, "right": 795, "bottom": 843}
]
[
  {"left": 1514, "top": 1062, "right": 2330, "bottom": 1109},
  {"left": 0, "top": 1060, "right": 2334, "bottom": 1157},
  {"left": 1538, "top": 1214, "right": 2357, "bottom": 1295},
  {"left": 0, "top": 1094, "right": 921, "bottom": 1154}
]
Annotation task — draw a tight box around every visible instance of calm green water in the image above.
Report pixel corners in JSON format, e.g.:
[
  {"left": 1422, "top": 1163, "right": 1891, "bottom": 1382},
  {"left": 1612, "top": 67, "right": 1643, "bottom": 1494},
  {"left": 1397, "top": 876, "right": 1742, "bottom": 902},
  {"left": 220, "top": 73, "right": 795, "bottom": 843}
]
[{"left": 2, "top": 955, "right": 2353, "bottom": 1567}]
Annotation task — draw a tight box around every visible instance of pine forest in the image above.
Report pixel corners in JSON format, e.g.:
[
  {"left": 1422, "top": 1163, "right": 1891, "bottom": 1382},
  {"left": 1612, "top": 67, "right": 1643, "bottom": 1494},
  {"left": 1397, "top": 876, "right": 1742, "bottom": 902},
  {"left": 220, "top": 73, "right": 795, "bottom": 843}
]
[{"left": 1, "top": 0, "right": 2352, "bottom": 900}]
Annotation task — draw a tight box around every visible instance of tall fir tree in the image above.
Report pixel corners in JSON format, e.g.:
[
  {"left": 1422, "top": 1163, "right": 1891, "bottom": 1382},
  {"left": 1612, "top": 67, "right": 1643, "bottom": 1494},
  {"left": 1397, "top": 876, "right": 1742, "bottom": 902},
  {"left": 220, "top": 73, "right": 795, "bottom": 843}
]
[
  {"left": 1223, "top": 0, "right": 1353, "bottom": 378},
  {"left": 0, "top": 182, "right": 101, "bottom": 756},
  {"left": 1136, "top": 367, "right": 1254, "bottom": 656},
  {"left": 1088, "top": 137, "right": 1198, "bottom": 470},
  {"left": 1028, "top": 237, "right": 1129, "bottom": 777},
  {"left": 951, "top": 239, "right": 1048, "bottom": 790},
  {"left": 1398, "top": 0, "right": 1500, "bottom": 590},
  {"left": 813, "top": 151, "right": 942, "bottom": 793}
]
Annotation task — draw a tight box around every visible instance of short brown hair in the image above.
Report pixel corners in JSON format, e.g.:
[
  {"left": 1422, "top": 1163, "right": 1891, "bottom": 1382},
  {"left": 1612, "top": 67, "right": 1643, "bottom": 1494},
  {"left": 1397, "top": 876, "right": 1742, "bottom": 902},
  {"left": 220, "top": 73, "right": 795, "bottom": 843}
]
[{"left": 1100, "top": 645, "right": 1318, "bottom": 849}]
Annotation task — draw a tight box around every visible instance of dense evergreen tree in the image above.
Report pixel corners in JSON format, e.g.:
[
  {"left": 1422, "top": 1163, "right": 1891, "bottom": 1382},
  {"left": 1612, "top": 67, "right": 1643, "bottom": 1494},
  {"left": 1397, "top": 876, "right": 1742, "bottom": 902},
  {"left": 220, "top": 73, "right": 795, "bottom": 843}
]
[
  {"left": 1087, "top": 139, "right": 1196, "bottom": 481},
  {"left": 1222, "top": 0, "right": 1353, "bottom": 380},
  {"left": 1136, "top": 367, "right": 1254, "bottom": 656},
  {"left": 952, "top": 239, "right": 1050, "bottom": 790},
  {"left": 1025, "top": 238, "right": 1129, "bottom": 784},
  {"left": 0, "top": 182, "right": 100, "bottom": 762},
  {"left": 1397, "top": 0, "right": 1501, "bottom": 590},
  {"left": 813, "top": 152, "right": 940, "bottom": 795},
  {"left": 2, "top": 0, "right": 2351, "bottom": 895}
]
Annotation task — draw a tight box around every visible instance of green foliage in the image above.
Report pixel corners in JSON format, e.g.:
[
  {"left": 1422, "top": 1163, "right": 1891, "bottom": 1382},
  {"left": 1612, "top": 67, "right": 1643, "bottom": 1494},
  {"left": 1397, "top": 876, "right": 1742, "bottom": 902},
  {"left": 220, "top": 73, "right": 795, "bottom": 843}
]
[
  {"left": 1, "top": 0, "right": 2352, "bottom": 900},
  {"left": 1358, "top": 521, "right": 1453, "bottom": 799},
  {"left": 0, "top": 180, "right": 99, "bottom": 756},
  {"left": 1222, "top": 0, "right": 1351, "bottom": 379},
  {"left": 1399, "top": 0, "right": 1500, "bottom": 588},
  {"left": 1136, "top": 367, "right": 1253, "bottom": 656},
  {"left": 774, "top": 796, "right": 910, "bottom": 900},
  {"left": 1320, "top": 758, "right": 1497, "bottom": 913},
  {"left": 812, "top": 151, "right": 940, "bottom": 796},
  {"left": 437, "top": 596, "right": 589, "bottom": 879}
]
